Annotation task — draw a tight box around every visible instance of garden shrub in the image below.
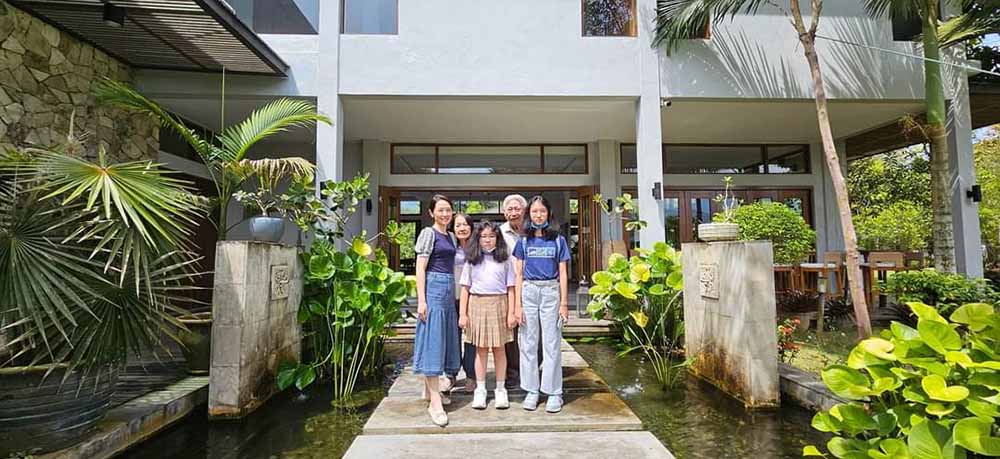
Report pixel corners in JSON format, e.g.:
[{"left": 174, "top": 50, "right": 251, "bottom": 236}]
[
  {"left": 855, "top": 201, "right": 932, "bottom": 252},
  {"left": 778, "top": 289, "right": 822, "bottom": 314},
  {"left": 805, "top": 302, "right": 1000, "bottom": 459},
  {"left": 723, "top": 201, "right": 815, "bottom": 264},
  {"left": 882, "top": 269, "right": 999, "bottom": 319}
]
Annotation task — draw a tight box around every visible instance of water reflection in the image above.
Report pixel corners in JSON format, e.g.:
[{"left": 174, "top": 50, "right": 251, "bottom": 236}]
[{"left": 575, "top": 343, "right": 830, "bottom": 459}]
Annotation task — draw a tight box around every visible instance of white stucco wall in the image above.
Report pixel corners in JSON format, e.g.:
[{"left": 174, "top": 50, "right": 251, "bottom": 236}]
[
  {"left": 338, "top": 0, "right": 640, "bottom": 96},
  {"left": 659, "top": 2, "right": 927, "bottom": 100}
]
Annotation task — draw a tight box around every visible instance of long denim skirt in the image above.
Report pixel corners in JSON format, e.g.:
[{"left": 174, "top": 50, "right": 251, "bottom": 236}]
[{"left": 413, "top": 271, "right": 461, "bottom": 377}]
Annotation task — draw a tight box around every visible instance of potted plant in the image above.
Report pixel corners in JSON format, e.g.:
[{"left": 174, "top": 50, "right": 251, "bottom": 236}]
[
  {"left": 0, "top": 128, "right": 204, "bottom": 456},
  {"left": 232, "top": 158, "right": 315, "bottom": 243},
  {"left": 699, "top": 176, "right": 740, "bottom": 242}
]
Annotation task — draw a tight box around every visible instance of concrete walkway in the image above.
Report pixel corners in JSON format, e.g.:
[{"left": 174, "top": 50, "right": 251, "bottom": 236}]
[{"left": 344, "top": 341, "right": 674, "bottom": 458}]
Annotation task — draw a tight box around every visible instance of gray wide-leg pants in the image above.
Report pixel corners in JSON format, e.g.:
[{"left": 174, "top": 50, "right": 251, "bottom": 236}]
[{"left": 519, "top": 279, "right": 563, "bottom": 396}]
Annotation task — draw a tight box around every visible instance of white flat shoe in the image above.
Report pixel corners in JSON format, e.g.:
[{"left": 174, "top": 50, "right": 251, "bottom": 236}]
[
  {"left": 421, "top": 386, "right": 452, "bottom": 405},
  {"left": 428, "top": 407, "right": 449, "bottom": 427}
]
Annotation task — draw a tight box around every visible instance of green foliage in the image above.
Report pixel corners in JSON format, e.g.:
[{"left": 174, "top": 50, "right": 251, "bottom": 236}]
[
  {"left": 856, "top": 201, "right": 932, "bottom": 252},
  {"left": 848, "top": 148, "right": 931, "bottom": 216},
  {"left": 0, "top": 126, "right": 204, "bottom": 371},
  {"left": 587, "top": 242, "right": 689, "bottom": 388},
  {"left": 806, "top": 302, "right": 1000, "bottom": 459},
  {"left": 976, "top": 132, "right": 1000, "bottom": 269},
  {"left": 882, "top": 270, "right": 999, "bottom": 319},
  {"left": 721, "top": 201, "right": 816, "bottom": 264},
  {"left": 275, "top": 174, "right": 410, "bottom": 404},
  {"left": 595, "top": 192, "right": 646, "bottom": 232},
  {"left": 95, "top": 79, "right": 330, "bottom": 238}
]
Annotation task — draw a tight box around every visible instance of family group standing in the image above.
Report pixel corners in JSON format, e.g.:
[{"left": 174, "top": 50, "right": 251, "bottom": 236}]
[{"left": 411, "top": 194, "right": 571, "bottom": 427}]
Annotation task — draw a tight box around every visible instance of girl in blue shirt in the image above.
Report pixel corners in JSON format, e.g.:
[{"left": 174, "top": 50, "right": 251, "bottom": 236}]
[{"left": 512, "top": 195, "right": 570, "bottom": 413}]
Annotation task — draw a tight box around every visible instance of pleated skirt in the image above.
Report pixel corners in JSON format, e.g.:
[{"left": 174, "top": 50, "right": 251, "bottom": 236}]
[{"left": 464, "top": 294, "right": 514, "bottom": 348}]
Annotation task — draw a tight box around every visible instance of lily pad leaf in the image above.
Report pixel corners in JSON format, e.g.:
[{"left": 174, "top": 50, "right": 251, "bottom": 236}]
[{"left": 921, "top": 375, "right": 969, "bottom": 402}]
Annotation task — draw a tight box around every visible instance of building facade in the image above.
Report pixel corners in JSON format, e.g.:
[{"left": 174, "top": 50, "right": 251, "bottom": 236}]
[{"left": 8, "top": 0, "right": 986, "bottom": 278}]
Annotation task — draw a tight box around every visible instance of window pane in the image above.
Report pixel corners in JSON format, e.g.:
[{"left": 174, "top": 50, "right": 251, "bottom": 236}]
[
  {"left": 544, "top": 145, "right": 587, "bottom": 174},
  {"left": 455, "top": 200, "right": 501, "bottom": 214},
  {"left": 400, "top": 200, "right": 421, "bottom": 215},
  {"left": 343, "top": 0, "right": 397, "bottom": 34},
  {"left": 665, "top": 145, "right": 764, "bottom": 174},
  {"left": 251, "top": 0, "right": 318, "bottom": 34},
  {"left": 438, "top": 146, "right": 541, "bottom": 174},
  {"left": 766, "top": 145, "right": 809, "bottom": 173},
  {"left": 570, "top": 199, "right": 579, "bottom": 214},
  {"left": 664, "top": 198, "right": 680, "bottom": 249},
  {"left": 582, "top": 0, "right": 636, "bottom": 37},
  {"left": 620, "top": 144, "right": 637, "bottom": 174},
  {"left": 784, "top": 197, "right": 804, "bottom": 216},
  {"left": 392, "top": 146, "right": 435, "bottom": 174},
  {"left": 690, "top": 197, "right": 714, "bottom": 241}
]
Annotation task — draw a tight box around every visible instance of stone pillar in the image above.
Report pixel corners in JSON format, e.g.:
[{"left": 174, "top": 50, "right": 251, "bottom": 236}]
[
  {"left": 635, "top": 0, "right": 665, "bottom": 248},
  {"left": 209, "top": 241, "right": 303, "bottom": 418},
  {"left": 682, "top": 240, "right": 779, "bottom": 408},
  {"left": 947, "top": 80, "right": 984, "bottom": 278}
]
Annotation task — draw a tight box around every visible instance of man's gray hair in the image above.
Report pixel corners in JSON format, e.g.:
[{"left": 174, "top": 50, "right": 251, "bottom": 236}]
[{"left": 502, "top": 194, "right": 527, "bottom": 210}]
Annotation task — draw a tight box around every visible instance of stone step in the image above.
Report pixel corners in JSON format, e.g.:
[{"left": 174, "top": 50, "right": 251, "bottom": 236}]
[
  {"left": 387, "top": 366, "right": 610, "bottom": 397},
  {"left": 344, "top": 431, "right": 674, "bottom": 458},
  {"left": 362, "top": 391, "right": 643, "bottom": 435}
]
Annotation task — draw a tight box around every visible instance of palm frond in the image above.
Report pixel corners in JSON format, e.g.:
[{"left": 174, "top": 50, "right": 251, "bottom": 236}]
[
  {"left": 939, "top": 0, "right": 1000, "bottom": 46},
  {"left": 94, "top": 78, "right": 217, "bottom": 164},
  {"left": 653, "top": 0, "right": 773, "bottom": 53},
  {"left": 216, "top": 99, "right": 331, "bottom": 162},
  {"left": 229, "top": 157, "right": 316, "bottom": 191}
]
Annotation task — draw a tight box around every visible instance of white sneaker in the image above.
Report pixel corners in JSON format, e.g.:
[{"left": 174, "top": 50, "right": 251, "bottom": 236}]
[
  {"left": 472, "top": 388, "right": 488, "bottom": 410},
  {"left": 494, "top": 388, "right": 509, "bottom": 410}
]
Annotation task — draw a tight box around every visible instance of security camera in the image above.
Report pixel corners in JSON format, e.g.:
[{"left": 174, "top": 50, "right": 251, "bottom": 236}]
[{"left": 660, "top": 100, "right": 672, "bottom": 107}]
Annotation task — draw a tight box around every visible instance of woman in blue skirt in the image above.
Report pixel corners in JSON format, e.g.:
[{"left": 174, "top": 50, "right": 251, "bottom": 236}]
[{"left": 412, "top": 194, "right": 461, "bottom": 427}]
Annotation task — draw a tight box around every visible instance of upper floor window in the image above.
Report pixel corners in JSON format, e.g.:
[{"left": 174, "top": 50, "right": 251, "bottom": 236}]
[
  {"left": 342, "top": 0, "right": 398, "bottom": 34},
  {"left": 391, "top": 144, "right": 589, "bottom": 175},
  {"left": 619, "top": 144, "right": 810, "bottom": 174},
  {"left": 582, "top": 0, "right": 636, "bottom": 37},
  {"left": 232, "top": 0, "right": 318, "bottom": 34}
]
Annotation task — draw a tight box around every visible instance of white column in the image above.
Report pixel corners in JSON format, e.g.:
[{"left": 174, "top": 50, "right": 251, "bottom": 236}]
[
  {"left": 597, "top": 139, "right": 619, "bottom": 241},
  {"left": 361, "top": 140, "right": 385, "bottom": 238},
  {"left": 635, "top": 0, "right": 665, "bottom": 248},
  {"left": 947, "top": 78, "right": 984, "bottom": 278},
  {"left": 315, "top": 0, "right": 343, "bottom": 185}
]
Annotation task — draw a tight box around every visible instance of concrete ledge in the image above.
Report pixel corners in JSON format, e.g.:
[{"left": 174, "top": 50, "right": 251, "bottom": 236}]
[
  {"left": 779, "top": 363, "right": 847, "bottom": 412},
  {"left": 345, "top": 432, "right": 674, "bottom": 458},
  {"left": 41, "top": 376, "right": 209, "bottom": 459}
]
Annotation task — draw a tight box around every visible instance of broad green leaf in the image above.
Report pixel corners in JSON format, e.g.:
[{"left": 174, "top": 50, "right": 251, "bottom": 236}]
[
  {"left": 872, "top": 376, "right": 903, "bottom": 395},
  {"left": 648, "top": 284, "right": 667, "bottom": 295},
  {"left": 666, "top": 270, "right": 683, "bottom": 290},
  {"left": 892, "top": 322, "right": 921, "bottom": 341},
  {"left": 308, "top": 255, "right": 335, "bottom": 279},
  {"left": 925, "top": 403, "right": 955, "bottom": 417},
  {"left": 862, "top": 338, "right": 898, "bottom": 361},
  {"left": 608, "top": 253, "right": 628, "bottom": 272},
  {"left": 827, "top": 437, "right": 871, "bottom": 459},
  {"left": 964, "top": 396, "right": 1000, "bottom": 418},
  {"left": 614, "top": 281, "right": 639, "bottom": 300},
  {"left": 950, "top": 303, "right": 994, "bottom": 332},
  {"left": 589, "top": 284, "right": 609, "bottom": 296},
  {"left": 831, "top": 403, "right": 878, "bottom": 433},
  {"left": 812, "top": 411, "right": 844, "bottom": 433},
  {"left": 869, "top": 438, "right": 910, "bottom": 459},
  {"left": 277, "top": 365, "right": 298, "bottom": 390},
  {"left": 848, "top": 345, "right": 891, "bottom": 369},
  {"left": 802, "top": 445, "right": 826, "bottom": 457},
  {"left": 946, "top": 351, "right": 974, "bottom": 368},
  {"left": 629, "top": 262, "right": 651, "bottom": 283},
  {"left": 295, "top": 366, "right": 316, "bottom": 391},
  {"left": 968, "top": 371, "right": 1000, "bottom": 390},
  {"left": 874, "top": 412, "right": 899, "bottom": 436},
  {"left": 918, "top": 320, "right": 963, "bottom": 355},
  {"left": 592, "top": 271, "right": 614, "bottom": 287},
  {"left": 630, "top": 311, "right": 649, "bottom": 328},
  {"left": 921, "top": 375, "right": 969, "bottom": 402},
  {"left": 953, "top": 417, "right": 1000, "bottom": 455},
  {"left": 907, "top": 419, "right": 952, "bottom": 459},
  {"left": 822, "top": 365, "right": 872, "bottom": 400},
  {"left": 908, "top": 302, "right": 947, "bottom": 324}
]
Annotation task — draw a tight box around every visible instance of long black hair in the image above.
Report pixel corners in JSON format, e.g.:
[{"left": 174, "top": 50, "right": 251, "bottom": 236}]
[
  {"left": 522, "top": 195, "right": 560, "bottom": 241},
  {"left": 465, "top": 220, "right": 509, "bottom": 265}
]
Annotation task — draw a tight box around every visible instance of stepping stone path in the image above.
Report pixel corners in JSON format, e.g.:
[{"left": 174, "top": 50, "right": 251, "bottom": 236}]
[{"left": 344, "top": 340, "right": 674, "bottom": 458}]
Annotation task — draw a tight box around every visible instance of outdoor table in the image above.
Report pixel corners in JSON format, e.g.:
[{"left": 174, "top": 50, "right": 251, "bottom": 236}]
[
  {"left": 861, "top": 262, "right": 905, "bottom": 309},
  {"left": 798, "top": 262, "right": 841, "bottom": 297}
]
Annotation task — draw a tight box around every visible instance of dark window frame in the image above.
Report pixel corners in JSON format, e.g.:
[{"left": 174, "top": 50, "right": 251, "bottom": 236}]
[
  {"left": 618, "top": 143, "right": 811, "bottom": 175},
  {"left": 390, "top": 143, "right": 590, "bottom": 175},
  {"left": 581, "top": 0, "right": 637, "bottom": 37}
]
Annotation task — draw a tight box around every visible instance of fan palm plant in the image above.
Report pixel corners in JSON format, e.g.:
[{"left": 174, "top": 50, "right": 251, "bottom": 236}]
[
  {"left": 653, "top": 0, "right": 874, "bottom": 337},
  {"left": 0, "top": 121, "right": 206, "bottom": 372},
  {"left": 861, "top": 0, "right": 999, "bottom": 273},
  {"left": 94, "top": 79, "right": 331, "bottom": 239}
]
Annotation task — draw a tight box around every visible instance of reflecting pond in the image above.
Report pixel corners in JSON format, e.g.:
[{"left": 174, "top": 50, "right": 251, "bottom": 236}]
[{"left": 123, "top": 342, "right": 828, "bottom": 458}]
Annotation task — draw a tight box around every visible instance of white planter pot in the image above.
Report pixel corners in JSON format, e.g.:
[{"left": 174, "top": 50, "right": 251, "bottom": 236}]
[{"left": 697, "top": 223, "right": 740, "bottom": 242}]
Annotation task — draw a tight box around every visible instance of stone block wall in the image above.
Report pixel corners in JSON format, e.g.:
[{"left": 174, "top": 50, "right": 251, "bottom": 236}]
[
  {"left": 0, "top": 2, "right": 158, "bottom": 160},
  {"left": 209, "top": 241, "right": 302, "bottom": 418},
  {"left": 681, "top": 240, "right": 780, "bottom": 408}
]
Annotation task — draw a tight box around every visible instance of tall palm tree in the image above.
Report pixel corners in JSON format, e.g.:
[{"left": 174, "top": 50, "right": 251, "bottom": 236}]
[
  {"left": 94, "top": 79, "right": 331, "bottom": 239},
  {"left": 863, "top": 0, "right": 999, "bottom": 273},
  {"left": 654, "top": 0, "right": 873, "bottom": 338}
]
